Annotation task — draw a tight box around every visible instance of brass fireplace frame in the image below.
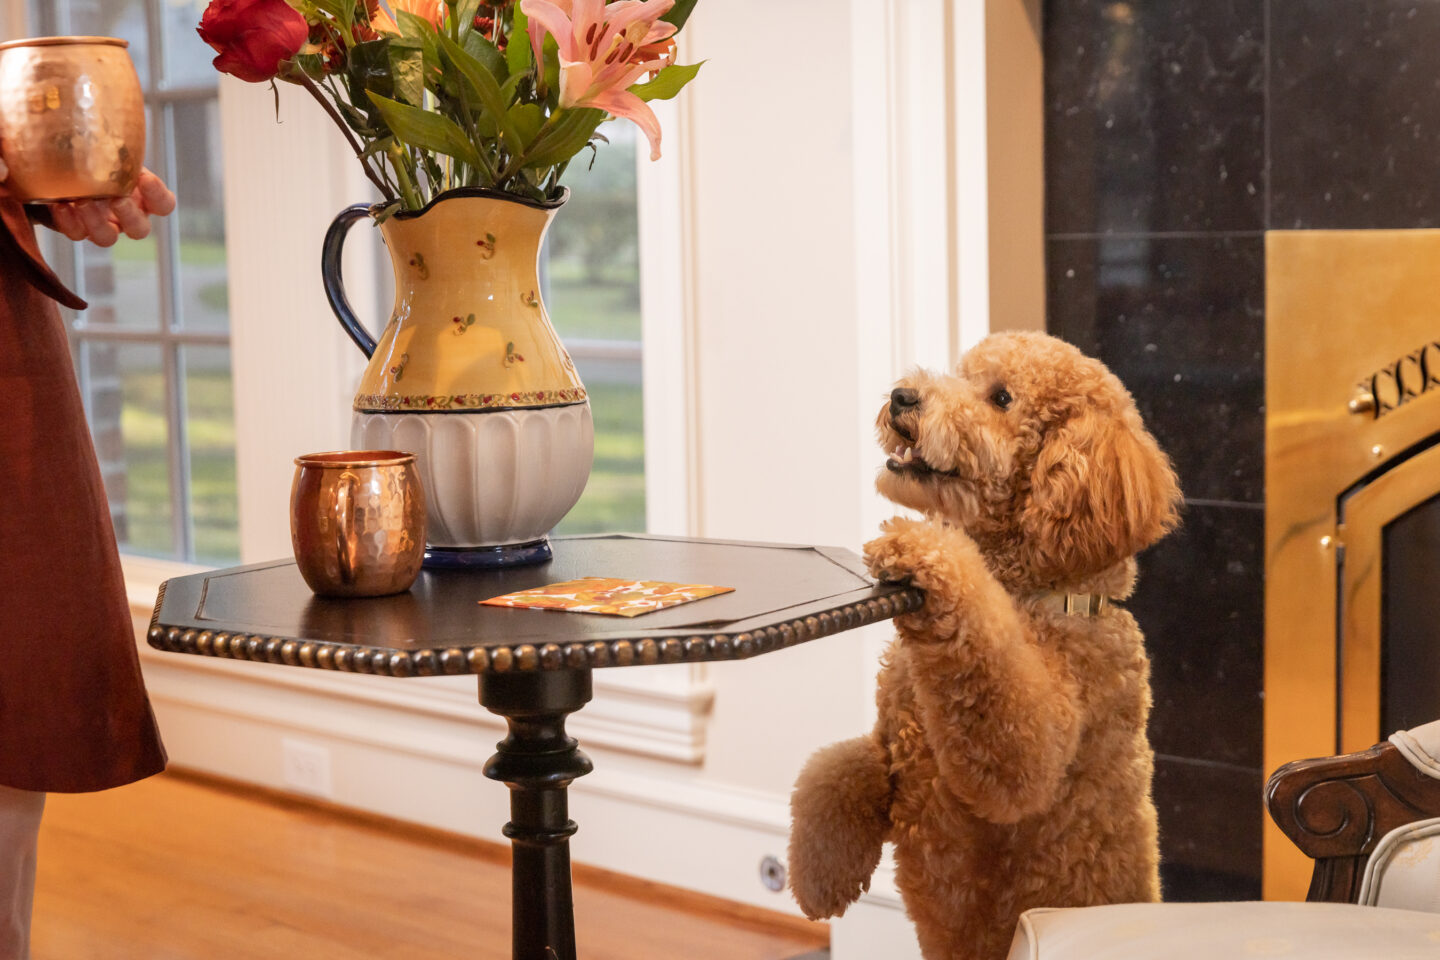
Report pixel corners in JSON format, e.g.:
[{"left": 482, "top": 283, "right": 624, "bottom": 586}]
[{"left": 1265, "top": 230, "right": 1440, "bottom": 898}]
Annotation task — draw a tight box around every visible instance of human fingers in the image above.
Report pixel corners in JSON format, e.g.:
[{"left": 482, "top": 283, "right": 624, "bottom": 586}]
[
  {"left": 74, "top": 201, "right": 120, "bottom": 247},
  {"left": 109, "top": 195, "right": 151, "bottom": 240},
  {"left": 48, "top": 203, "right": 89, "bottom": 242},
  {"left": 135, "top": 169, "right": 176, "bottom": 216}
]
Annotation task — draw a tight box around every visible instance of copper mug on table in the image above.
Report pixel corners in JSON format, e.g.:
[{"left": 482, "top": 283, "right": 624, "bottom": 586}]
[
  {"left": 290, "top": 451, "right": 427, "bottom": 598},
  {"left": 0, "top": 36, "right": 145, "bottom": 202}
]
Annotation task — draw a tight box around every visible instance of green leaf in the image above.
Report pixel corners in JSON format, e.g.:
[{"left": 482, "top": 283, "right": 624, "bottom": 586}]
[
  {"left": 397, "top": 9, "right": 435, "bottom": 41},
  {"left": 397, "top": 11, "right": 443, "bottom": 84},
  {"left": 359, "top": 135, "right": 396, "bottom": 161},
  {"left": 542, "top": 35, "right": 560, "bottom": 104},
  {"left": 628, "top": 61, "right": 703, "bottom": 102},
  {"left": 307, "top": 0, "right": 356, "bottom": 39},
  {"left": 500, "top": 73, "right": 525, "bottom": 108},
  {"left": 388, "top": 43, "right": 425, "bottom": 106},
  {"left": 506, "top": 4, "right": 533, "bottom": 78},
  {"left": 333, "top": 0, "right": 356, "bottom": 38},
  {"left": 661, "top": 0, "right": 699, "bottom": 31},
  {"left": 436, "top": 31, "right": 524, "bottom": 156},
  {"left": 366, "top": 91, "right": 482, "bottom": 170},
  {"left": 508, "top": 102, "right": 545, "bottom": 146},
  {"left": 454, "top": 0, "right": 481, "bottom": 37},
  {"left": 347, "top": 38, "right": 395, "bottom": 100},
  {"left": 290, "top": 51, "right": 327, "bottom": 81},
  {"left": 520, "top": 107, "right": 606, "bottom": 170},
  {"left": 462, "top": 29, "right": 508, "bottom": 84},
  {"left": 346, "top": 40, "right": 399, "bottom": 134},
  {"left": 336, "top": 97, "right": 379, "bottom": 136}
]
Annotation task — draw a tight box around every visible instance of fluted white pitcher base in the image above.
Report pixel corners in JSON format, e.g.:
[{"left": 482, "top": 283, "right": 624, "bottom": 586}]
[{"left": 352, "top": 404, "right": 594, "bottom": 549}]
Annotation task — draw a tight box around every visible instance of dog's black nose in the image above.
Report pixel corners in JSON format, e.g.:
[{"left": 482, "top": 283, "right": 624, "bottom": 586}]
[{"left": 890, "top": 387, "right": 920, "bottom": 419}]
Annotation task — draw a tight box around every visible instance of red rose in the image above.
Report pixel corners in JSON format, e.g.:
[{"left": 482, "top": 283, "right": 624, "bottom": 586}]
[{"left": 197, "top": 0, "right": 308, "bottom": 83}]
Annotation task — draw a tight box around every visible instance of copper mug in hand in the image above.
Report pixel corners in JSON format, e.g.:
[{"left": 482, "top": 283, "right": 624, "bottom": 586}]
[
  {"left": 290, "top": 451, "right": 426, "bottom": 598},
  {"left": 0, "top": 36, "right": 145, "bottom": 202}
]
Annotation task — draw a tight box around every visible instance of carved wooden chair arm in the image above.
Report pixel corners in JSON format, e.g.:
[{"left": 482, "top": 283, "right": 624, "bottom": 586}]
[{"left": 1266, "top": 739, "right": 1440, "bottom": 903}]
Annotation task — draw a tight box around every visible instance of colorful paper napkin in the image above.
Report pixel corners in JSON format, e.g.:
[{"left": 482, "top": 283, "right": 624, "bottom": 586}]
[{"left": 480, "top": 577, "right": 734, "bottom": 617}]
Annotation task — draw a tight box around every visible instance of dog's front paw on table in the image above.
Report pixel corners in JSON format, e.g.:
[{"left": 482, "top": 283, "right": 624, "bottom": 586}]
[{"left": 864, "top": 517, "right": 977, "bottom": 633}]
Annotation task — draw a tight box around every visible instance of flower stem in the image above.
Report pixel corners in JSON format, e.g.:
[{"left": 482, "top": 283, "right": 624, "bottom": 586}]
[
  {"left": 296, "top": 71, "right": 396, "bottom": 201},
  {"left": 388, "top": 142, "right": 423, "bottom": 209}
]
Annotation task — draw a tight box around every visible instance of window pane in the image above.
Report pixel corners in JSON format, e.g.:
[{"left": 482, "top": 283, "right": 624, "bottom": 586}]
[
  {"left": 78, "top": 232, "right": 162, "bottom": 328},
  {"left": 546, "top": 122, "right": 646, "bottom": 534},
  {"left": 183, "top": 346, "right": 238, "bottom": 564},
  {"left": 555, "top": 357, "right": 645, "bottom": 534},
  {"left": 173, "top": 99, "right": 229, "bottom": 332},
  {"left": 545, "top": 124, "right": 641, "bottom": 342},
  {"left": 82, "top": 341, "right": 174, "bottom": 557},
  {"left": 161, "top": 0, "right": 219, "bottom": 89},
  {"left": 56, "top": 0, "right": 152, "bottom": 91}
]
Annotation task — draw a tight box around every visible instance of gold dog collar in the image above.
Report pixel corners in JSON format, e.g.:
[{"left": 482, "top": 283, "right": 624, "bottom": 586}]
[{"left": 1031, "top": 592, "right": 1110, "bottom": 617}]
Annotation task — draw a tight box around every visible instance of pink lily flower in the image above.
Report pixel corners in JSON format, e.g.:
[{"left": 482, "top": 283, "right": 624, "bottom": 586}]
[{"left": 520, "top": 0, "right": 678, "bottom": 160}]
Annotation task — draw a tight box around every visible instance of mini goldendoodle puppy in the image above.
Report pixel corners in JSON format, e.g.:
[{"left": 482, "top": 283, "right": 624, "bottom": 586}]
[{"left": 788, "top": 332, "right": 1182, "bottom": 960}]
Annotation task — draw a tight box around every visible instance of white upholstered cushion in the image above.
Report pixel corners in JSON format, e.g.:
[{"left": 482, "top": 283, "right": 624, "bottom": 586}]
[
  {"left": 1357, "top": 819, "right": 1440, "bottom": 913},
  {"left": 1390, "top": 718, "right": 1440, "bottom": 781},
  {"left": 1005, "top": 901, "right": 1440, "bottom": 960}
]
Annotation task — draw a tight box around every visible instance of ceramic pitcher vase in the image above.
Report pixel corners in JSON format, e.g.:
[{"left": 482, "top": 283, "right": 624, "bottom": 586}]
[{"left": 323, "top": 187, "right": 594, "bottom": 568}]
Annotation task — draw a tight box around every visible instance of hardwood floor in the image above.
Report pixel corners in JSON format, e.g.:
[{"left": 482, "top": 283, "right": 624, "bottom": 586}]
[{"left": 31, "top": 771, "right": 828, "bottom": 960}]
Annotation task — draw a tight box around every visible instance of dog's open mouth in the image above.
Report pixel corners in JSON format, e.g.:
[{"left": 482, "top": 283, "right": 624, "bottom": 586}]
[{"left": 885, "top": 445, "right": 960, "bottom": 477}]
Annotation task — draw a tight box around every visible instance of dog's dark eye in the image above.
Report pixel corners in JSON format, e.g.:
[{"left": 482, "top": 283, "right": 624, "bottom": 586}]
[{"left": 990, "top": 386, "right": 1013, "bottom": 410}]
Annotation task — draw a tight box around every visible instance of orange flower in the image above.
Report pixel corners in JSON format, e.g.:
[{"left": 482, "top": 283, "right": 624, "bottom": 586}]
[{"left": 370, "top": 0, "right": 445, "bottom": 34}]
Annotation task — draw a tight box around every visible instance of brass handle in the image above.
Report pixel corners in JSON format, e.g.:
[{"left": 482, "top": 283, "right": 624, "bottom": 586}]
[
  {"left": 334, "top": 472, "right": 358, "bottom": 586},
  {"left": 1348, "top": 392, "right": 1376, "bottom": 415}
]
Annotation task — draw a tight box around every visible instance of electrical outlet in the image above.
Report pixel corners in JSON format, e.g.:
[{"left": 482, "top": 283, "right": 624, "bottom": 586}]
[
  {"left": 759, "top": 855, "right": 786, "bottom": 892},
  {"left": 281, "top": 738, "right": 334, "bottom": 798}
]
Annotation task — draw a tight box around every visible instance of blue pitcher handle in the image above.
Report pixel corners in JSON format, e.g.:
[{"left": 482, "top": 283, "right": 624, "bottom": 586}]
[{"left": 322, "top": 203, "right": 377, "bottom": 359}]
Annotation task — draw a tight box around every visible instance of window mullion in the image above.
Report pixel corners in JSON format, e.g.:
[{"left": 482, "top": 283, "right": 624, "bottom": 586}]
[
  {"left": 165, "top": 340, "right": 192, "bottom": 559},
  {"left": 146, "top": 0, "right": 192, "bottom": 561},
  {"left": 158, "top": 129, "right": 193, "bottom": 558}
]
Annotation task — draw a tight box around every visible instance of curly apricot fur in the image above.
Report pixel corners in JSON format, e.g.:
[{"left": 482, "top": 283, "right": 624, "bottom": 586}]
[{"left": 788, "top": 332, "right": 1181, "bottom": 960}]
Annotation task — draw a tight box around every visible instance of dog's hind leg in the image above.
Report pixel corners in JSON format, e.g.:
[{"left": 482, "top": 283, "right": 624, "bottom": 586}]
[{"left": 787, "top": 735, "right": 891, "bottom": 919}]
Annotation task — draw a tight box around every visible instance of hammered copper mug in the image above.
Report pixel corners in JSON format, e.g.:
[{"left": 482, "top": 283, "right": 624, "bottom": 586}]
[
  {"left": 291, "top": 451, "right": 426, "bottom": 598},
  {"left": 0, "top": 36, "right": 145, "bottom": 203}
]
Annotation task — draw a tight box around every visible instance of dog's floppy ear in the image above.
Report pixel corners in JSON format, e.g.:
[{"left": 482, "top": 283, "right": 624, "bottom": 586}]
[{"left": 1022, "top": 404, "right": 1181, "bottom": 580}]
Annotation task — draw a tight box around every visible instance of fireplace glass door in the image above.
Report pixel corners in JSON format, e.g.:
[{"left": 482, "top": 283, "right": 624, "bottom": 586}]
[{"left": 1338, "top": 442, "right": 1440, "bottom": 752}]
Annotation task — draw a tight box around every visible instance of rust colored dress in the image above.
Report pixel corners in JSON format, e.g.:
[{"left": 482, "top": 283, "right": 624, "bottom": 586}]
[{"left": 0, "top": 198, "right": 166, "bottom": 793}]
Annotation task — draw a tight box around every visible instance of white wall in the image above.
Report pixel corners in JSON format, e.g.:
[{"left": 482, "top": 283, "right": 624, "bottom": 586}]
[{"left": 109, "top": 1, "right": 1041, "bottom": 955}]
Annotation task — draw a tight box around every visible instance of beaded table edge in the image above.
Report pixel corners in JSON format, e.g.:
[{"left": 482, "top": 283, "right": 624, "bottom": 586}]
[{"left": 146, "top": 588, "right": 926, "bottom": 678}]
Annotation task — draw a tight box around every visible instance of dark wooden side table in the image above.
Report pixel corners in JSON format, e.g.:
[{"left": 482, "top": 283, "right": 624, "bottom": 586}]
[{"left": 148, "top": 534, "right": 922, "bottom": 960}]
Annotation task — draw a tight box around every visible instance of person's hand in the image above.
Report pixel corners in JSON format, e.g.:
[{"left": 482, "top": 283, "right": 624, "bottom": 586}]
[
  {"left": 48, "top": 169, "right": 177, "bottom": 247},
  {"left": 0, "top": 160, "right": 176, "bottom": 247}
]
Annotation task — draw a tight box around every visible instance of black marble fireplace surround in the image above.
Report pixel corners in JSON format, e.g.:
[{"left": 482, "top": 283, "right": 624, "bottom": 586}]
[{"left": 1044, "top": 0, "right": 1440, "bottom": 900}]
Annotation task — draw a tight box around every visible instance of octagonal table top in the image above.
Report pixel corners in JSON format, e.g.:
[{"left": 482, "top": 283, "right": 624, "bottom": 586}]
[{"left": 148, "top": 534, "right": 924, "bottom": 677}]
